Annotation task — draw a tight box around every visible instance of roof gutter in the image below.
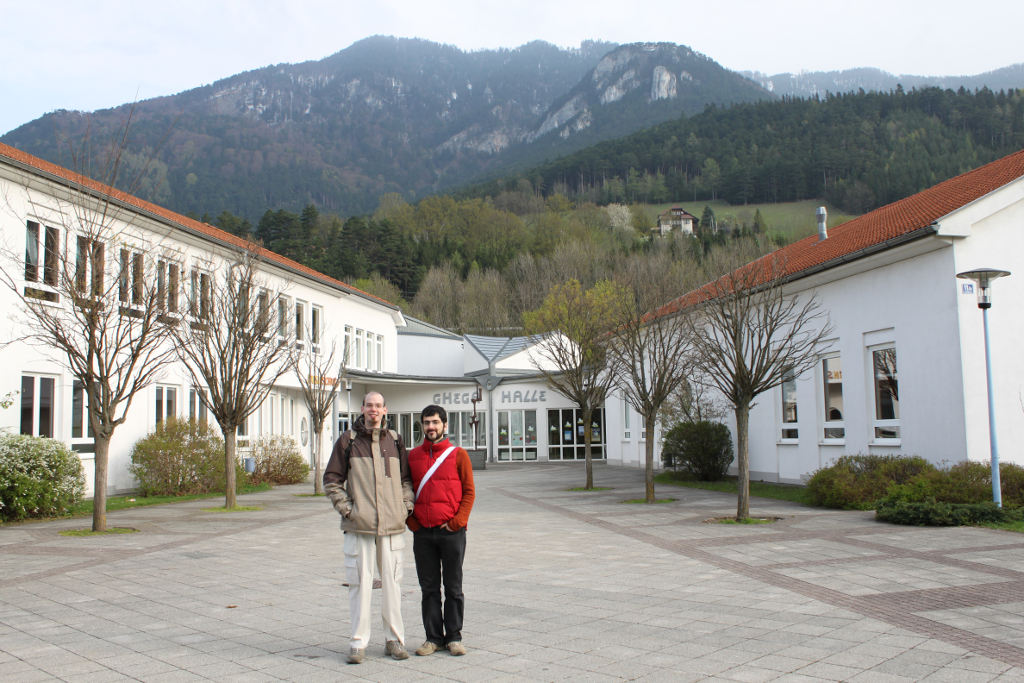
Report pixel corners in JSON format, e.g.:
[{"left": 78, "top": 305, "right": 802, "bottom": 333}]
[{"left": 2, "top": 154, "right": 400, "bottom": 312}]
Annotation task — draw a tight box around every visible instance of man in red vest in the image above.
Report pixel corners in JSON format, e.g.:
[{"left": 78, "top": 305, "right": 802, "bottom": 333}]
[{"left": 406, "top": 404, "right": 476, "bottom": 656}]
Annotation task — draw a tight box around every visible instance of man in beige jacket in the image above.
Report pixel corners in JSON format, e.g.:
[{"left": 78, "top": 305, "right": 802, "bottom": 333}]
[{"left": 324, "top": 391, "right": 414, "bottom": 664}]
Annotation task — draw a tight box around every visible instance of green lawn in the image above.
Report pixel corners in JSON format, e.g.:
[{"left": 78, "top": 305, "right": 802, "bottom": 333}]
[
  {"left": 654, "top": 472, "right": 810, "bottom": 505},
  {"left": 57, "top": 482, "right": 273, "bottom": 519},
  {"left": 979, "top": 519, "right": 1024, "bottom": 533},
  {"left": 645, "top": 199, "right": 858, "bottom": 244}
]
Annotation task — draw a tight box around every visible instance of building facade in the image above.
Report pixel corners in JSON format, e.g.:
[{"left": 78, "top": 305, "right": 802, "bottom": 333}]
[{"left": 1, "top": 143, "right": 404, "bottom": 497}]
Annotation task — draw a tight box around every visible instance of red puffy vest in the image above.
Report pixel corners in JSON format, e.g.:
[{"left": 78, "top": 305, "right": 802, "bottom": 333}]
[{"left": 409, "top": 438, "right": 463, "bottom": 528}]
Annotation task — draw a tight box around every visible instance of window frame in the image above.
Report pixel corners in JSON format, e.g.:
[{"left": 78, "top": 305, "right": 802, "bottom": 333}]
[
  {"left": 310, "top": 305, "right": 322, "bottom": 354},
  {"left": 819, "top": 353, "right": 846, "bottom": 443},
  {"left": 779, "top": 368, "right": 799, "bottom": 443},
  {"left": 24, "top": 221, "right": 61, "bottom": 303},
  {"left": 155, "top": 384, "right": 178, "bottom": 425},
  {"left": 20, "top": 373, "right": 59, "bottom": 438},
  {"left": 75, "top": 234, "right": 105, "bottom": 300},
  {"left": 869, "top": 343, "right": 901, "bottom": 445},
  {"left": 295, "top": 300, "right": 306, "bottom": 349}
]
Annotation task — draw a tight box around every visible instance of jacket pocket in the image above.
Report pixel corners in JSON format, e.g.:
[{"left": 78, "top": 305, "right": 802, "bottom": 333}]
[{"left": 343, "top": 532, "right": 361, "bottom": 587}]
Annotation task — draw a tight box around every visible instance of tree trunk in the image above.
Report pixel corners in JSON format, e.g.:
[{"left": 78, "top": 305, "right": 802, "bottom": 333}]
[
  {"left": 582, "top": 406, "right": 593, "bottom": 491},
  {"left": 92, "top": 432, "right": 110, "bottom": 532},
  {"left": 645, "top": 414, "right": 656, "bottom": 503},
  {"left": 225, "top": 428, "right": 237, "bottom": 509},
  {"left": 313, "top": 425, "right": 324, "bottom": 495},
  {"left": 735, "top": 403, "right": 750, "bottom": 520}
]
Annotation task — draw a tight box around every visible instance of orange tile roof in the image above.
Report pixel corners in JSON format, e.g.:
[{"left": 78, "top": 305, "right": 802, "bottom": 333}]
[
  {"left": 0, "top": 142, "right": 397, "bottom": 310},
  {"left": 652, "top": 147, "right": 1024, "bottom": 319}
]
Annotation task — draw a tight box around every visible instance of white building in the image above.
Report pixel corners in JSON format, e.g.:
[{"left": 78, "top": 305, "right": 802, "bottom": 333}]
[
  {"left": 653, "top": 149, "right": 1024, "bottom": 482},
  {"left": 0, "top": 143, "right": 404, "bottom": 497},
  {"left": 6, "top": 138, "right": 1023, "bottom": 496}
]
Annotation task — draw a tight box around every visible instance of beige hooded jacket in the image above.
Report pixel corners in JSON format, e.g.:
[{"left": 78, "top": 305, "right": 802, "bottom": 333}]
[{"left": 323, "top": 416, "right": 414, "bottom": 535}]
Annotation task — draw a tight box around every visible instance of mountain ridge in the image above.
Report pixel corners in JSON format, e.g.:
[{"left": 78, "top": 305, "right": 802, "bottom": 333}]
[{"left": 0, "top": 37, "right": 769, "bottom": 219}]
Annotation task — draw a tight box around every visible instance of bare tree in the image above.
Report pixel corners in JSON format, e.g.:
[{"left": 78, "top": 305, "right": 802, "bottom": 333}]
[
  {"left": 607, "top": 253, "right": 695, "bottom": 503},
  {"left": 524, "top": 279, "right": 621, "bottom": 490},
  {"left": 658, "top": 369, "right": 730, "bottom": 427},
  {"left": 685, "top": 239, "right": 833, "bottom": 520},
  {"left": 0, "top": 109, "right": 177, "bottom": 531},
  {"left": 171, "top": 243, "right": 296, "bottom": 508},
  {"left": 293, "top": 322, "right": 346, "bottom": 495}
]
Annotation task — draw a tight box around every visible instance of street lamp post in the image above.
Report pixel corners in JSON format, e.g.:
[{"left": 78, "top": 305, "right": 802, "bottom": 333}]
[{"left": 956, "top": 268, "right": 1011, "bottom": 507}]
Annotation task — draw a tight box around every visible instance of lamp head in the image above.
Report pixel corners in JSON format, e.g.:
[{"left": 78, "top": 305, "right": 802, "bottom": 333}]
[{"left": 957, "top": 269, "right": 1011, "bottom": 309}]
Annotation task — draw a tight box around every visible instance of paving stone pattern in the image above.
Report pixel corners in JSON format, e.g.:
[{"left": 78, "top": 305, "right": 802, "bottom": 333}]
[{"left": 2, "top": 465, "right": 1024, "bottom": 682}]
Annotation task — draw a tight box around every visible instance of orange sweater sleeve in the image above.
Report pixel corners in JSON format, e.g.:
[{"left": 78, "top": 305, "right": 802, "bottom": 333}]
[{"left": 446, "top": 449, "right": 476, "bottom": 531}]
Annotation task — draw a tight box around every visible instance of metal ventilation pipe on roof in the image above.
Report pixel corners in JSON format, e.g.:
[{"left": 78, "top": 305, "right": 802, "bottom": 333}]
[{"left": 816, "top": 206, "right": 828, "bottom": 242}]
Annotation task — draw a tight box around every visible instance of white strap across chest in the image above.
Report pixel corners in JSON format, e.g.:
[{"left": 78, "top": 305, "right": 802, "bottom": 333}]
[{"left": 415, "top": 446, "right": 457, "bottom": 502}]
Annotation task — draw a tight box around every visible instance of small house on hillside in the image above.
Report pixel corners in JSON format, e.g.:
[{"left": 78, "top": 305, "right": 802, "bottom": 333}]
[{"left": 656, "top": 205, "right": 698, "bottom": 236}]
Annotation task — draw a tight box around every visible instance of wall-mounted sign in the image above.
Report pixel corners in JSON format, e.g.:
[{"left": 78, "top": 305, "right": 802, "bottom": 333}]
[
  {"left": 501, "top": 389, "right": 546, "bottom": 403},
  {"left": 432, "top": 391, "right": 476, "bottom": 406},
  {"left": 962, "top": 283, "right": 975, "bottom": 294}
]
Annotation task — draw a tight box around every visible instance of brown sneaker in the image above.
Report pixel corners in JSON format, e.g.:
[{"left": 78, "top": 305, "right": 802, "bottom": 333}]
[
  {"left": 447, "top": 641, "right": 466, "bottom": 656},
  {"left": 386, "top": 641, "right": 409, "bottom": 660},
  {"left": 346, "top": 648, "right": 365, "bottom": 664},
  {"left": 415, "top": 641, "right": 440, "bottom": 656}
]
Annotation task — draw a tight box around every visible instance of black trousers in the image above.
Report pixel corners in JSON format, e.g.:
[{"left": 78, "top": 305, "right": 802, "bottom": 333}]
[{"left": 413, "top": 526, "right": 466, "bottom": 646}]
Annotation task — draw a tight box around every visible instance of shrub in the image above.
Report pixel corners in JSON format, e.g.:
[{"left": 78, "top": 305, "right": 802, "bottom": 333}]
[
  {"left": 805, "top": 454, "right": 935, "bottom": 509},
  {"left": 875, "top": 498, "right": 1022, "bottom": 526},
  {"left": 129, "top": 418, "right": 235, "bottom": 496},
  {"left": 661, "top": 421, "right": 733, "bottom": 481},
  {"left": 249, "top": 435, "right": 309, "bottom": 485},
  {"left": 0, "top": 434, "right": 85, "bottom": 521}
]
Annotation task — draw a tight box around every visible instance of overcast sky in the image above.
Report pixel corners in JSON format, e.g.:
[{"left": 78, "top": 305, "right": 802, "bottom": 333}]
[{"left": 3, "top": 0, "right": 1022, "bottom": 136}]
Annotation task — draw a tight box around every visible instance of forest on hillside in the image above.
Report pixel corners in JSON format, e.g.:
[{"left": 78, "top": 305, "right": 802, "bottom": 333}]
[
  {"left": 459, "top": 87, "right": 1024, "bottom": 214},
  {"left": 194, "top": 86, "right": 1024, "bottom": 335}
]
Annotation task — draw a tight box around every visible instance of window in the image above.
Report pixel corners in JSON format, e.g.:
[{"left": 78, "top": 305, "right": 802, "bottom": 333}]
[
  {"left": 821, "top": 356, "right": 844, "bottom": 439},
  {"left": 155, "top": 385, "right": 177, "bottom": 425},
  {"left": 24, "top": 221, "right": 60, "bottom": 301},
  {"left": 295, "top": 302, "right": 305, "bottom": 347},
  {"left": 277, "top": 297, "right": 288, "bottom": 338},
  {"left": 189, "top": 387, "right": 208, "bottom": 423},
  {"left": 344, "top": 326, "right": 353, "bottom": 366},
  {"left": 21, "top": 374, "right": 57, "bottom": 438},
  {"left": 447, "top": 411, "right": 487, "bottom": 449},
  {"left": 872, "top": 347, "right": 900, "bottom": 440},
  {"left": 355, "top": 329, "right": 364, "bottom": 367},
  {"left": 376, "top": 335, "right": 384, "bottom": 372},
  {"left": 75, "top": 236, "right": 105, "bottom": 298},
  {"left": 156, "top": 261, "right": 180, "bottom": 313},
  {"left": 190, "top": 269, "right": 211, "bottom": 320},
  {"left": 365, "top": 330, "right": 374, "bottom": 370},
  {"left": 623, "top": 402, "right": 631, "bottom": 440},
  {"left": 25, "top": 221, "right": 39, "bottom": 282},
  {"left": 311, "top": 306, "right": 322, "bottom": 353},
  {"left": 497, "top": 409, "right": 537, "bottom": 461},
  {"left": 168, "top": 263, "right": 179, "bottom": 313},
  {"left": 548, "top": 408, "right": 605, "bottom": 460},
  {"left": 258, "top": 290, "right": 270, "bottom": 334},
  {"left": 72, "top": 380, "right": 96, "bottom": 439},
  {"left": 269, "top": 395, "right": 276, "bottom": 434},
  {"left": 781, "top": 369, "right": 799, "bottom": 439}
]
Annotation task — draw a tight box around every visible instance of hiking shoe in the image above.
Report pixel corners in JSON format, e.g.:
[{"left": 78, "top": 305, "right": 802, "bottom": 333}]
[
  {"left": 346, "top": 648, "right": 365, "bottom": 664},
  {"left": 415, "top": 641, "right": 440, "bottom": 656},
  {"left": 447, "top": 641, "right": 466, "bottom": 656},
  {"left": 386, "top": 641, "right": 409, "bottom": 660}
]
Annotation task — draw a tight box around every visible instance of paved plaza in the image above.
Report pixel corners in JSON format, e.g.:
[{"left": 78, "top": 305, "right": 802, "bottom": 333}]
[{"left": 2, "top": 464, "right": 1024, "bottom": 682}]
